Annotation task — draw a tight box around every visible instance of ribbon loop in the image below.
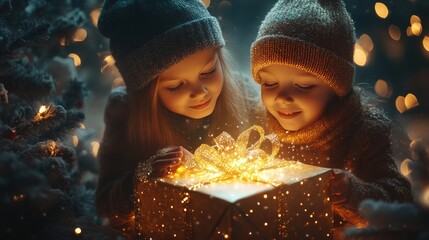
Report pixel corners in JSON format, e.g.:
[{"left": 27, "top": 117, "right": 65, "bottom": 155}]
[{"left": 172, "top": 125, "right": 289, "bottom": 187}]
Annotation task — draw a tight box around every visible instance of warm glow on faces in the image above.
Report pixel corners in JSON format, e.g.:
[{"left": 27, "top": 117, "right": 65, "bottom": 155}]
[
  {"left": 259, "top": 65, "right": 336, "bottom": 131},
  {"left": 157, "top": 48, "right": 224, "bottom": 119}
]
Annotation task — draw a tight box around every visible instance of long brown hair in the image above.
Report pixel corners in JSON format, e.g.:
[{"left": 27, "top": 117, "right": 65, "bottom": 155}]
[{"left": 128, "top": 47, "right": 247, "bottom": 159}]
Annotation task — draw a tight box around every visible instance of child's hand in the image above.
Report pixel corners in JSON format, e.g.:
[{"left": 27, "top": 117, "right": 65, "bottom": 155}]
[
  {"left": 148, "top": 146, "right": 192, "bottom": 179},
  {"left": 329, "top": 169, "right": 350, "bottom": 203}
]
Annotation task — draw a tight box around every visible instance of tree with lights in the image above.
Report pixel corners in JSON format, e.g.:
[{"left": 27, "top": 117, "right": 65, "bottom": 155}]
[{"left": 0, "top": 0, "right": 121, "bottom": 239}]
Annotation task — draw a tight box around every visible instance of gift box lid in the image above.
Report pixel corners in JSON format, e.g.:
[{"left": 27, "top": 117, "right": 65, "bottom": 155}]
[{"left": 161, "top": 161, "right": 331, "bottom": 203}]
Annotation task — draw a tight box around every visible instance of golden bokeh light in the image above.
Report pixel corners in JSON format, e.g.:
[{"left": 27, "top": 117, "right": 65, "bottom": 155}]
[
  {"left": 395, "top": 96, "right": 407, "bottom": 113},
  {"left": 59, "top": 37, "right": 66, "bottom": 46},
  {"left": 421, "top": 187, "right": 429, "bottom": 208},
  {"left": 395, "top": 94, "right": 419, "bottom": 113},
  {"left": 91, "top": 141, "right": 100, "bottom": 157},
  {"left": 101, "top": 55, "right": 116, "bottom": 73},
  {"left": 358, "top": 34, "right": 374, "bottom": 52},
  {"left": 410, "top": 140, "right": 417, "bottom": 150},
  {"left": 410, "top": 15, "right": 421, "bottom": 25},
  {"left": 374, "top": 79, "right": 392, "bottom": 98},
  {"left": 112, "top": 77, "right": 125, "bottom": 88},
  {"left": 423, "top": 36, "right": 429, "bottom": 52},
  {"left": 201, "top": 0, "right": 211, "bottom": 7},
  {"left": 72, "top": 135, "right": 79, "bottom": 148},
  {"left": 406, "top": 26, "right": 413, "bottom": 37},
  {"left": 68, "top": 53, "right": 81, "bottom": 67},
  {"left": 12, "top": 194, "right": 25, "bottom": 202},
  {"left": 353, "top": 46, "right": 367, "bottom": 66},
  {"left": 374, "top": 2, "right": 389, "bottom": 19},
  {"left": 72, "top": 28, "right": 87, "bottom": 42},
  {"left": 404, "top": 93, "right": 419, "bottom": 110},
  {"left": 411, "top": 22, "right": 422, "bottom": 36},
  {"left": 90, "top": 8, "right": 101, "bottom": 27},
  {"left": 400, "top": 158, "right": 412, "bottom": 177},
  {"left": 74, "top": 227, "right": 82, "bottom": 235},
  {"left": 388, "top": 25, "right": 401, "bottom": 41}
]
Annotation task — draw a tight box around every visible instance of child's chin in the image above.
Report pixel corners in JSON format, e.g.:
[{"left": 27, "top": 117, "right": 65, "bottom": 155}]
[
  {"left": 278, "top": 121, "right": 302, "bottom": 132},
  {"left": 186, "top": 109, "right": 214, "bottom": 119}
]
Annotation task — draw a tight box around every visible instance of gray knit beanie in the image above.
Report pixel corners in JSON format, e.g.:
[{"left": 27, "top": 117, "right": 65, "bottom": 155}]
[
  {"left": 98, "top": 0, "right": 225, "bottom": 92},
  {"left": 251, "top": 0, "right": 356, "bottom": 97}
]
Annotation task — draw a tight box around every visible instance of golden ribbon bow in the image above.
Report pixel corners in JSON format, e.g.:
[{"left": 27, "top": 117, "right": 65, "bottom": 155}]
[{"left": 172, "top": 125, "right": 292, "bottom": 188}]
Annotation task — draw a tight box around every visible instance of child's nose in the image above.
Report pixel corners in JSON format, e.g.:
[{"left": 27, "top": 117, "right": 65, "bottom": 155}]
[
  {"left": 276, "top": 88, "right": 294, "bottom": 103},
  {"left": 190, "top": 82, "right": 208, "bottom": 98}
]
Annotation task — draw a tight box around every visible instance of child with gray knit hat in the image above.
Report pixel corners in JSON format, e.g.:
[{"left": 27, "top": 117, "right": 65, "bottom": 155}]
[
  {"left": 96, "top": 0, "right": 260, "bottom": 237},
  {"left": 251, "top": 0, "right": 412, "bottom": 235}
]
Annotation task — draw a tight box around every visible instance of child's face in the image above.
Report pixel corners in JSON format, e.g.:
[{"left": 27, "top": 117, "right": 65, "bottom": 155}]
[
  {"left": 259, "top": 65, "right": 336, "bottom": 131},
  {"left": 157, "top": 48, "right": 224, "bottom": 119}
]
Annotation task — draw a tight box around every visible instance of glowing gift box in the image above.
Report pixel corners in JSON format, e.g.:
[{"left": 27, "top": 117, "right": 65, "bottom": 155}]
[{"left": 135, "top": 126, "right": 333, "bottom": 239}]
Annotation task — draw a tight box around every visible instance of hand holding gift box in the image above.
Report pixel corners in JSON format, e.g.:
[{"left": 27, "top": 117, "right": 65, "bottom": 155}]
[
  {"left": 144, "top": 146, "right": 194, "bottom": 179},
  {"left": 135, "top": 126, "right": 333, "bottom": 239}
]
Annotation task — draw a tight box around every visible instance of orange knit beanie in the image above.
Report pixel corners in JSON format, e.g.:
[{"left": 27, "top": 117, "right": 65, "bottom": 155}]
[{"left": 251, "top": 0, "right": 356, "bottom": 97}]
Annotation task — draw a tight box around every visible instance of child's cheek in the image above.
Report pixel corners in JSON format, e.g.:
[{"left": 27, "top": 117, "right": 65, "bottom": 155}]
[{"left": 261, "top": 89, "right": 275, "bottom": 108}]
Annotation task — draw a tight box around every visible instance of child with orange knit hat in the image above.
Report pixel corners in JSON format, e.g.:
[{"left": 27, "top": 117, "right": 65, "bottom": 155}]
[{"left": 251, "top": 0, "right": 412, "bottom": 230}]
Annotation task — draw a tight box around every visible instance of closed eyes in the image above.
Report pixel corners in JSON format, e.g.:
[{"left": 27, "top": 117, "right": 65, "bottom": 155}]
[
  {"left": 166, "top": 82, "right": 184, "bottom": 91},
  {"left": 295, "top": 84, "right": 315, "bottom": 90},
  {"left": 262, "top": 82, "right": 278, "bottom": 88},
  {"left": 201, "top": 63, "right": 216, "bottom": 76}
]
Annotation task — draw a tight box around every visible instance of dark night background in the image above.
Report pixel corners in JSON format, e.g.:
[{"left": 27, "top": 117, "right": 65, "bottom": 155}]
[
  {"left": 211, "top": 0, "right": 429, "bottom": 116},
  {"left": 1, "top": 0, "right": 429, "bottom": 239}
]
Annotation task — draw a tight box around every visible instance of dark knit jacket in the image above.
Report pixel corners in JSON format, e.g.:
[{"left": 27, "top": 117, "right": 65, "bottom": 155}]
[
  {"left": 271, "top": 90, "right": 412, "bottom": 226},
  {"left": 95, "top": 77, "right": 263, "bottom": 234}
]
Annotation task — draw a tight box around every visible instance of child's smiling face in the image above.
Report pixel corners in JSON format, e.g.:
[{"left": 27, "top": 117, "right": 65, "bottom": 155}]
[
  {"left": 157, "top": 48, "right": 224, "bottom": 119},
  {"left": 259, "top": 65, "right": 336, "bottom": 131}
]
